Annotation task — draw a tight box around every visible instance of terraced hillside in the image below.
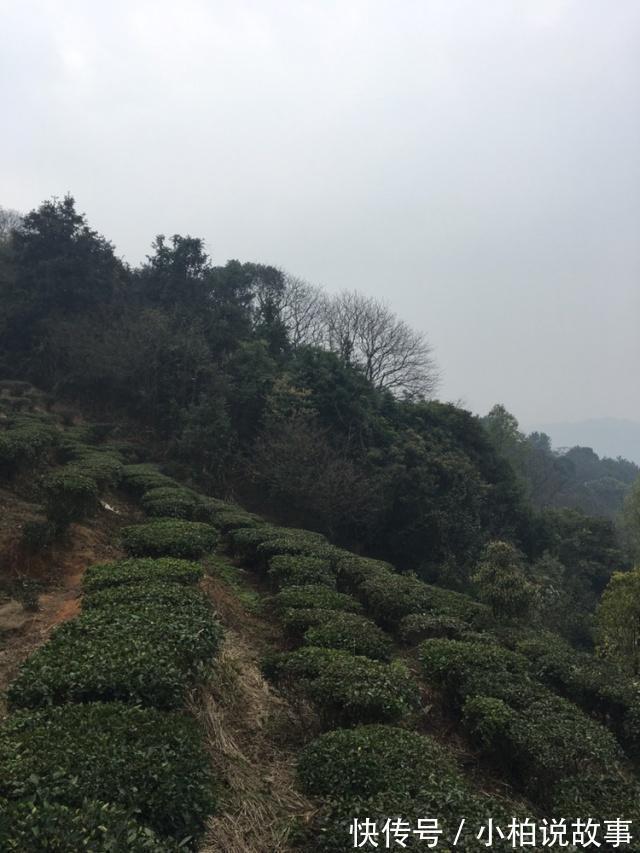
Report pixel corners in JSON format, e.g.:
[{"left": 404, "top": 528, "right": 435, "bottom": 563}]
[{"left": 1, "top": 386, "right": 639, "bottom": 851}]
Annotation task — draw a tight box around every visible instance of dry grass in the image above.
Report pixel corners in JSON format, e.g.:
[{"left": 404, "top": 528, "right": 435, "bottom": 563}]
[{"left": 194, "top": 627, "right": 315, "bottom": 853}]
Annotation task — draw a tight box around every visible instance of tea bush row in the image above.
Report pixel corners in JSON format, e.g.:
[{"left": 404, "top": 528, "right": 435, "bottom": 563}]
[
  {"left": 8, "top": 592, "right": 222, "bottom": 710},
  {"left": 297, "top": 725, "right": 519, "bottom": 853},
  {"left": 121, "top": 518, "right": 218, "bottom": 558},
  {"left": 83, "top": 556, "right": 204, "bottom": 592},
  {"left": 0, "top": 702, "right": 215, "bottom": 843},
  {"left": 419, "top": 637, "right": 639, "bottom": 818},
  {"left": 266, "top": 647, "right": 419, "bottom": 727},
  {"left": 0, "top": 797, "right": 182, "bottom": 852}
]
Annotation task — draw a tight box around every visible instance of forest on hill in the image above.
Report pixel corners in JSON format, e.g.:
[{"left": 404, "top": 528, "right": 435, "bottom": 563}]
[{"left": 1, "top": 196, "right": 638, "bottom": 648}]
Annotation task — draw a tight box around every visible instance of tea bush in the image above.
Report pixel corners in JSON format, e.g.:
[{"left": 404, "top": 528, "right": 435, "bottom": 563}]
[
  {"left": 227, "top": 525, "right": 278, "bottom": 559},
  {"left": 304, "top": 612, "right": 393, "bottom": 661},
  {"left": 0, "top": 798, "right": 181, "bottom": 852},
  {"left": 42, "top": 467, "right": 99, "bottom": 526},
  {"left": 0, "top": 419, "right": 58, "bottom": 475},
  {"left": 333, "top": 552, "right": 395, "bottom": 591},
  {"left": 84, "top": 580, "right": 208, "bottom": 611},
  {"left": 121, "top": 463, "right": 178, "bottom": 495},
  {"left": 306, "top": 786, "right": 518, "bottom": 853},
  {"left": 265, "top": 647, "right": 418, "bottom": 725},
  {"left": 270, "top": 584, "right": 362, "bottom": 615},
  {"left": 419, "top": 638, "right": 531, "bottom": 705},
  {"left": 399, "top": 613, "right": 472, "bottom": 644},
  {"left": 0, "top": 702, "right": 215, "bottom": 841},
  {"left": 298, "top": 724, "right": 457, "bottom": 799},
  {"left": 121, "top": 519, "right": 218, "bottom": 558},
  {"left": 83, "top": 556, "right": 204, "bottom": 592},
  {"left": 142, "top": 485, "right": 202, "bottom": 519},
  {"left": 213, "top": 508, "right": 264, "bottom": 532},
  {"left": 8, "top": 596, "right": 222, "bottom": 709},
  {"left": 267, "top": 555, "right": 336, "bottom": 589},
  {"left": 462, "top": 690, "right": 626, "bottom": 806},
  {"left": 256, "top": 535, "right": 337, "bottom": 567},
  {"left": 67, "top": 450, "right": 124, "bottom": 487},
  {"left": 279, "top": 607, "right": 341, "bottom": 640}
]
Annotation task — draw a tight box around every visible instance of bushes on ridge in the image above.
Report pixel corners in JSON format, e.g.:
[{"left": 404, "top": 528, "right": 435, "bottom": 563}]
[
  {"left": 0, "top": 798, "right": 181, "bottom": 852},
  {"left": 142, "top": 485, "right": 202, "bottom": 519},
  {"left": 121, "top": 518, "right": 218, "bottom": 558},
  {"left": 83, "top": 556, "right": 204, "bottom": 592},
  {"left": 304, "top": 612, "right": 393, "bottom": 661},
  {"left": 42, "top": 467, "right": 98, "bottom": 526},
  {"left": 268, "top": 647, "right": 419, "bottom": 727},
  {"left": 399, "top": 613, "right": 472, "bottom": 644},
  {"left": 267, "top": 555, "right": 336, "bottom": 589},
  {"left": 8, "top": 595, "right": 222, "bottom": 709},
  {"left": 270, "top": 584, "right": 362, "bottom": 615},
  {"left": 298, "top": 724, "right": 456, "bottom": 799},
  {"left": 0, "top": 702, "right": 215, "bottom": 842},
  {"left": 120, "top": 463, "right": 178, "bottom": 495}
]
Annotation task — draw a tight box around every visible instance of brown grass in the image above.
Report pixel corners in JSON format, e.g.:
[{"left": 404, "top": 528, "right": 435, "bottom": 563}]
[{"left": 195, "top": 590, "right": 315, "bottom": 853}]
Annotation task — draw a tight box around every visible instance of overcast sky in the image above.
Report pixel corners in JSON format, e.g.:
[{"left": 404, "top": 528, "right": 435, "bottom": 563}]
[{"left": 2, "top": 0, "right": 639, "bottom": 427}]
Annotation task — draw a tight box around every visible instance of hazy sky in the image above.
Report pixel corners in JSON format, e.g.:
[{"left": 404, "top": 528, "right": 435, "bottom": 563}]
[{"left": 2, "top": 0, "right": 639, "bottom": 427}]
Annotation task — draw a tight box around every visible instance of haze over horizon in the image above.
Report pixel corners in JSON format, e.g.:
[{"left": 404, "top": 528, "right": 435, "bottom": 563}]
[{"left": 2, "top": 0, "right": 639, "bottom": 425}]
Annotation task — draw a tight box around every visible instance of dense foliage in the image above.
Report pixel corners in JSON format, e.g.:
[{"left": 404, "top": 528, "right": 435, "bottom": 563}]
[{"left": 0, "top": 702, "right": 215, "bottom": 842}]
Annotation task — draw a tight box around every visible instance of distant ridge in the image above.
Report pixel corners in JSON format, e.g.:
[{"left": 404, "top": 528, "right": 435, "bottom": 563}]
[{"left": 531, "top": 418, "right": 640, "bottom": 465}]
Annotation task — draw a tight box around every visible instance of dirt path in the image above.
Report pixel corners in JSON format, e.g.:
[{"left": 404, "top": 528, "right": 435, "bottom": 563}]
[
  {"left": 0, "top": 501, "right": 137, "bottom": 718},
  {"left": 197, "top": 556, "right": 314, "bottom": 853}
]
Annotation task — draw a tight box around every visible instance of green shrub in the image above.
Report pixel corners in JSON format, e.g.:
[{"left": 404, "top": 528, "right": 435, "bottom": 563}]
[
  {"left": 0, "top": 702, "right": 215, "bottom": 841},
  {"left": 67, "top": 450, "right": 124, "bottom": 487},
  {"left": 84, "top": 557, "right": 204, "bottom": 592},
  {"left": 84, "top": 580, "right": 208, "bottom": 611},
  {"left": 279, "top": 607, "right": 340, "bottom": 640},
  {"left": 267, "top": 555, "right": 336, "bottom": 589},
  {"left": 265, "top": 647, "right": 419, "bottom": 725},
  {"left": 462, "top": 690, "right": 626, "bottom": 805},
  {"left": 357, "top": 569, "right": 490, "bottom": 630},
  {"left": 304, "top": 613, "right": 393, "bottom": 661},
  {"left": 213, "top": 508, "right": 263, "bottom": 532},
  {"left": 227, "top": 525, "right": 278, "bottom": 559},
  {"left": 307, "top": 787, "right": 518, "bottom": 853},
  {"left": 256, "top": 535, "right": 337, "bottom": 567},
  {"left": 419, "top": 638, "right": 531, "bottom": 705},
  {"left": 298, "top": 724, "right": 456, "bottom": 799},
  {"left": 0, "top": 798, "right": 181, "bottom": 852},
  {"left": 142, "top": 485, "right": 201, "bottom": 519},
  {"left": 262, "top": 646, "right": 339, "bottom": 683},
  {"left": 42, "top": 467, "right": 99, "bottom": 526},
  {"left": 0, "top": 419, "right": 58, "bottom": 475},
  {"left": 399, "top": 613, "right": 472, "bottom": 644},
  {"left": 333, "top": 552, "right": 395, "bottom": 591},
  {"left": 121, "top": 463, "right": 178, "bottom": 495},
  {"left": 121, "top": 519, "right": 218, "bottom": 558},
  {"left": 8, "top": 596, "right": 222, "bottom": 709},
  {"left": 271, "top": 584, "right": 362, "bottom": 615}
]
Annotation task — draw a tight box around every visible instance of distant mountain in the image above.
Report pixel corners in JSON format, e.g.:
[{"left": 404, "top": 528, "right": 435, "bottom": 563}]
[{"left": 532, "top": 418, "right": 640, "bottom": 465}]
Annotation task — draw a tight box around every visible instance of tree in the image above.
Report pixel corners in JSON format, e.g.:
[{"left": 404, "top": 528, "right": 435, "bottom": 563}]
[
  {"left": 323, "top": 290, "right": 438, "bottom": 398},
  {"left": 597, "top": 568, "right": 640, "bottom": 675},
  {"left": 621, "top": 477, "right": 640, "bottom": 564},
  {"left": 137, "top": 234, "right": 211, "bottom": 309},
  {"left": 279, "top": 274, "right": 327, "bottom": 348},
  {"left": 0, "top": 206, "right": 22, "bottom": 243},
  {"left": 472, "top": 540, "right": 533, "bottom": 619}
]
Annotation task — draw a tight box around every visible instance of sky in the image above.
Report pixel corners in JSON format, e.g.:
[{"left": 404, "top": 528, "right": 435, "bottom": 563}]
[{"left": 1, "top": 0, "right": 639, "bottom": 428}]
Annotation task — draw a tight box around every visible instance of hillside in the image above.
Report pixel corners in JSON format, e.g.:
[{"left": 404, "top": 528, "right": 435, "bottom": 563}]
[
  {"left": 0, "top": 198, "right": 639, "bottom": 850},
  {"left": 0, "top": 385, "right": 639, "bottom": 851}
]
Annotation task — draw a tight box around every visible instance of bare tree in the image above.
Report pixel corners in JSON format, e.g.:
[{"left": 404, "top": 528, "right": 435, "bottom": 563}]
[
  {"left": 323, "top": 290, "right": 439, "bottom": 398},
  {"left": 0, "top": 206, "right": 22, "bottom": 243},
  {"left": 279, "top": 273, "right": 327, "bottom": 348}
]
